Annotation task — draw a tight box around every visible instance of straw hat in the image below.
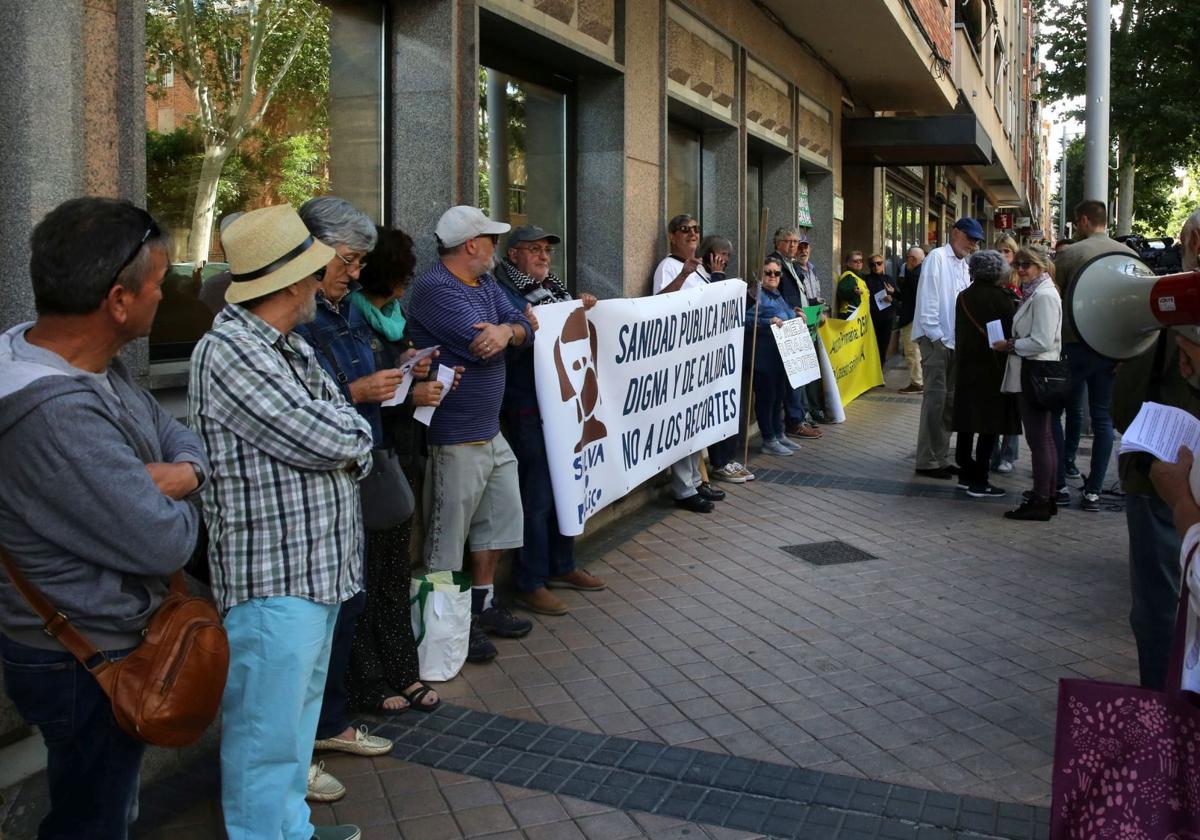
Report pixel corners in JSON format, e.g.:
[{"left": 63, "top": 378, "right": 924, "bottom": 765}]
[{"left": 222, "top": 205, "right": 335, "bottom": 303}]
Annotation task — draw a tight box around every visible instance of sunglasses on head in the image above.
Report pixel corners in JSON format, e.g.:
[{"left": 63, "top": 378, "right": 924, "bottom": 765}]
[{"left": 110, "top": 211, "right": 161, "bottom": 289}]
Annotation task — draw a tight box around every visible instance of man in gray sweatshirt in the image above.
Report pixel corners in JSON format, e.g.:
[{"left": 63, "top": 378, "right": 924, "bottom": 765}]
[{"left": 0, "top": 198, "right": 206, "bottom": 839}]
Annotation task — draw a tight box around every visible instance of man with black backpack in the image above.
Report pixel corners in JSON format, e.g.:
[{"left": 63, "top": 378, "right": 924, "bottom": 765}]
[{"left": 0, "top": 198, "right": 208, "bottom": 839}]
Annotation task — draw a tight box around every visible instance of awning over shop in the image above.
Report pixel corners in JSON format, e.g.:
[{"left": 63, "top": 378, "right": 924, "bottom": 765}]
[{"left": 841, "top": 114, "right": 992, "bottom": 166}]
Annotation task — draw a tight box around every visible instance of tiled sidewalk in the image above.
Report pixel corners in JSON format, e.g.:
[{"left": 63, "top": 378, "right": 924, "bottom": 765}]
[{"left": 8, "top": 366, "right": 1136, "bottom": 839}]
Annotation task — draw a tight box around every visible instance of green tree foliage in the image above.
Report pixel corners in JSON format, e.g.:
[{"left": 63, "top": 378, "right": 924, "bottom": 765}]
[
  {"left": 1051, "top": 135, "right": 1175, "bottom": 237},
  {"left": 1039, "top": 1, "right": 1200, "bottom": 232},
  {"left": 146, "top": 0, "right": 330, "bottom": 262}
]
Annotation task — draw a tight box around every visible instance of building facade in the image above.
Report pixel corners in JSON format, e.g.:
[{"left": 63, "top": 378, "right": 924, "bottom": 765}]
[{"left": 0, "top": 0, "right": 1051, "bottom": 746}]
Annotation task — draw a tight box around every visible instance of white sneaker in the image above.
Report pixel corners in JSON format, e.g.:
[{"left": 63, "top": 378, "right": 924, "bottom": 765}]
[
  {"left": 314, "top": 725, "right": 393, "bottom": 757},
  {"left": 307, "top": 761, "right": 346, "bottom": 802},
  {"left": 777, "top": 437, "right": 801, "bottom": 451},
  {"left": 712, "top": 462, "right": 749, "bottom": 484},
  {"left": 731, "top": 461, "right": 756, "bottom": 481},
  {"left": 762, "top": 439, "right": 793, "bottom": 456},
  {"left": 996, "top": 460, "right": 1013, "bottom": 473}
]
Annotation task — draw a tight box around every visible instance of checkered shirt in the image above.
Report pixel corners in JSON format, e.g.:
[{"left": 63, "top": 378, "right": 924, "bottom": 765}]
[{"left": 188, "top": 304, "right": 374, "bottom": 613}]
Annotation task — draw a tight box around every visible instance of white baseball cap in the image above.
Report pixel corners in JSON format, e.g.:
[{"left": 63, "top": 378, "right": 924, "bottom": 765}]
[{"left": 435, "top": 206, "right": 511, "bottom": 248}]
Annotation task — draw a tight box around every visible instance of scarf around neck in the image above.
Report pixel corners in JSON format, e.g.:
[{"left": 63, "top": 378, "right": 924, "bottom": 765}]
[
  {"left": 503, "top": 258, "right": 571, "bottom": 305},
  {"left": 1020, "top": 271, "right": 1051, "bottom": 299},
  {"left": 348, "top": 290, "right": 406, "bottom": 341}
]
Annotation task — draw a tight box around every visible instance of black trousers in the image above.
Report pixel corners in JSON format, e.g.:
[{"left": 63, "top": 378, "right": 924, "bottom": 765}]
[{"left": 955, "top": 432, "right": 997, "bottom": 488}]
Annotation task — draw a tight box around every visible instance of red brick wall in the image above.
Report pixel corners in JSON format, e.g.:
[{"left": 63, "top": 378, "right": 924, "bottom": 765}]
[
  {"left": 909, "top": 0, "right": 953, "bottom": 61},
  {"left": 145, "top": 73, "right": 199, "bottom": 131}
]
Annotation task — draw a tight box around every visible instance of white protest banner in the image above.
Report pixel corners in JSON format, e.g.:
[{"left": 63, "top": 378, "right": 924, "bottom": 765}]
[
  {"left": 533, "top": 279, "right": 746, "bottom": 536},
  {"left": 771, "top": 319, "right": 820, "bottom": 388}
]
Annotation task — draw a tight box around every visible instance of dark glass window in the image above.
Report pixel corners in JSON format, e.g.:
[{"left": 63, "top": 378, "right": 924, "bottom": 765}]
[{"left": 479, "top": 67, "right": 569, "bottom": 283}]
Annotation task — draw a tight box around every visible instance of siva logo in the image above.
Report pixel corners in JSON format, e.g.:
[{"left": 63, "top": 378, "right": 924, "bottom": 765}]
[{"left": 554, "top": 307, "right": 608, "bottom": 453}]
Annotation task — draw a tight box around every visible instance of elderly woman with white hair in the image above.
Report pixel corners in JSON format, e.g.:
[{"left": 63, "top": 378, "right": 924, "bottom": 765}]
[
  {"left": 293, "top": 196, "right": 403, "bottom": 797},
  {"left": 951, "top": 250, "right": 1020, "bottom": 498}
]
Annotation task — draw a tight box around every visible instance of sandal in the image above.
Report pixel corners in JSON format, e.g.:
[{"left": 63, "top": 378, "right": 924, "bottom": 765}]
[
  {"left": 400, "top": 682, "right": 441, "bottom": 712},
  {"left": 373, "top": 695, "right": 411, "bottom": 716}
]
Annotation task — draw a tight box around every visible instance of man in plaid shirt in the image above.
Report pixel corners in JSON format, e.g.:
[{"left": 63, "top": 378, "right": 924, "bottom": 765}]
[{"left": 189, "top": 205, "right": 373, "bottom": 840}]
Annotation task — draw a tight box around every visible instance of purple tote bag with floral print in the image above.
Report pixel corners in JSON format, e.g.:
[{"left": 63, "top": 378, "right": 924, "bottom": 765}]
[{"left": 1051, "top": 551, "right": 1200, "bottom": 838}]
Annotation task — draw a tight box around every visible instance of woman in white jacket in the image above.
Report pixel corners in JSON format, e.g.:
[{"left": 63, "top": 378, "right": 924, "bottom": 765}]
[{"left": 992, "top": 244, "right": 1062, "bottom": 520}]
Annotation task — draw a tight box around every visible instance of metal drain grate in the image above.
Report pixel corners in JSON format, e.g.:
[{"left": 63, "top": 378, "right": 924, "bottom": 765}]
[{"left": 780, "top": 540, "right": 877, "bottom": 566}]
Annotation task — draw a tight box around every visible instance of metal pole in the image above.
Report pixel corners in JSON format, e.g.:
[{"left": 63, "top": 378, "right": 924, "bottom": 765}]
[
  {"left": 1059, "top": 128, "right": 1068, "bottom": 240},
  {"left": 1083, "top": 0, "right": 1111, "bottom": 203}
]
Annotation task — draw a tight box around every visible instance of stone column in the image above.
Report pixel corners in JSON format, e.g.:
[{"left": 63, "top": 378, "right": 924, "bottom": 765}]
[
  {"left": 805, "top": 170, "right": 837, "bottom": 301},
  {"left": 700, "top": 126, "right": 741, "bottom": 270},
  {"left": 575, "top": 74, "right": 626, "bottom": 300},
  {"left": 389, "top": 0, "right": 479, "bottom": 271},
  {"left": 621, "top": 0, "right": 664, "bottom": 296},
  {"left": 0, "top": 1, "right": 144, "bottom": 326},
  {"left": 841, "top": 164, "right": 883, "bottom": 265}
]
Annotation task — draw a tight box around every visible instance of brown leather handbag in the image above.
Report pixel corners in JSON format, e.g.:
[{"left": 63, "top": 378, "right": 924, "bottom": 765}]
[{"left": 0, "top": 546, "right": 229, "bottom": 748}]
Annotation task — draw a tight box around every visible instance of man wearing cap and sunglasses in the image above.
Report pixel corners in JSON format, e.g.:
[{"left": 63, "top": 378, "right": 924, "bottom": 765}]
[
  {"left": 494, "top": 224, "right": 608, "bottom": 617},
  {"left": 189, "top": 204, "right": 374, "bottom": 840},
  {"left": 0, "top": 198, "right": 208, "bottom": 839},
  {"left": 406, "top": 206, "right": 535, "bottom": 664},
  {"left": 912, "top": 217, "right": 984, "bottom": 480}
]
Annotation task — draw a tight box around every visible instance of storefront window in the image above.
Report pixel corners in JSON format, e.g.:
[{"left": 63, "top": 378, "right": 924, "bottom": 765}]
[
  {"left": 144, "top": 0, "right": 384, "bottom": 362},
  {"left": 479, "top": 67, "right": 569, "bottom": 282},
  {"left": 885, "top": 187, "right": 923, "bottom": 276},
  {"left": 667, "top": 122, "right": 702, "bottom": 228}
]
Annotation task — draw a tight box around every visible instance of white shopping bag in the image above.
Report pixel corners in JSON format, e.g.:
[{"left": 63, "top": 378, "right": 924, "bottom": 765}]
[{"left": 410, "top": 570, "right": 473, "bottom": 682}]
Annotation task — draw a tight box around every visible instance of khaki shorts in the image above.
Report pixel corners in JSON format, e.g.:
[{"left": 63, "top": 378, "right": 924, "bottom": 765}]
[{"left": 423, "top": 433, "right": 524, "bottom": 571}]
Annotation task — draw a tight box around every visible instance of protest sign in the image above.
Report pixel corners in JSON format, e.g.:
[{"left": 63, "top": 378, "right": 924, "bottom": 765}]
[
  {"left": 771, "top": 318, "right": 820, "bottom": 388},
  {"left": 817, "top": 277, "right": 883, "bottom": 407},
  {"left": 533, "top": 280, "right": 746, "bottom": 536}
]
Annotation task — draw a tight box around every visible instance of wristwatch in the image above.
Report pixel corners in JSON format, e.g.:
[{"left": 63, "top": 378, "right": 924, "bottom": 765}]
[{"left": 187, "top": 461, "right": 205, "bottom": 490}]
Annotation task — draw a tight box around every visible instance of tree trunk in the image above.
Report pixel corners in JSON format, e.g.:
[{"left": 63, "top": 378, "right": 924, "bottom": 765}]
[
  {"left": 188, "top": 145, "right": 231, "bottom": 265},
  {"left": 1117, "top": 144, "right": 1135, "bottom": 236}
]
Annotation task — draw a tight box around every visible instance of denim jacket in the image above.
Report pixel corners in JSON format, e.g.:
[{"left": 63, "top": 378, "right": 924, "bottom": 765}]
[
  {"left": 294, "top": 287, "right": 383, "bottom": 444},
  {"left": 747, "top": 287, "right": 794, "bottom": 374}
]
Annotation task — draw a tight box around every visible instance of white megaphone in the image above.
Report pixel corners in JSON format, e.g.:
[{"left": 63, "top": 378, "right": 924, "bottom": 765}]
[{"left": 1067, "top": 251, "right": 1200, "bottom": 360}]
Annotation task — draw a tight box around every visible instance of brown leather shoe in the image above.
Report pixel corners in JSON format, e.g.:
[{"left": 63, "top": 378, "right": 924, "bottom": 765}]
[
  {"left": 514, "top": 587, "right": 568, "bottom": 615},
  {"left": 785, "top": 422, "right": 822, "bottom": 439},
  {"left": 546, "top": 569, "right": 607, "bottom": 591}
]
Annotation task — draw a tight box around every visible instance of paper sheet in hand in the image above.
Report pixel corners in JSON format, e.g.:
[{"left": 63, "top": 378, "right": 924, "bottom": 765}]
[
  {"left": 873, "top": 289, "right": 891, "bottom": 310},
  {"left": 413, "top": 364, "right": 456, "bottom": 426},
  {"left": 1119, "top": 401, "right": 1200, "bottom": 463},
  {"left": 381, "top": 346, "right": 440, "bottom": 407},
  {"left": 986, "top": 319, "right": 1005, "bottom": 346},
  {"left": 771, "top": 318, "right": 821, "bottom": 388}
]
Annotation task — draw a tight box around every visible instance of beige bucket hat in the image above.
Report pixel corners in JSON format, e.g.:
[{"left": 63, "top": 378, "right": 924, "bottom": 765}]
[{"left": 222, "top": 204, "right": 335, "bottom": 304}]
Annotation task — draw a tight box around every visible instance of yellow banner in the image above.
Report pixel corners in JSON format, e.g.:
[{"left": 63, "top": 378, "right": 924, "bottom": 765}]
[{"left": 817, "top": 277, "right": 883, "bottom": 406}]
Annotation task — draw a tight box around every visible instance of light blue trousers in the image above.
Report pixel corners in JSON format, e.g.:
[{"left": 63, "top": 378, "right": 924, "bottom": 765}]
[{"left": 220, "top": 596, "right": 340, "bottom": 840}]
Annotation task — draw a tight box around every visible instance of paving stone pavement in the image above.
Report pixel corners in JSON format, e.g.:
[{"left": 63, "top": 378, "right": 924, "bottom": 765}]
[{"left": 8, "top": 365, "right": 1136, "bottom": 839}]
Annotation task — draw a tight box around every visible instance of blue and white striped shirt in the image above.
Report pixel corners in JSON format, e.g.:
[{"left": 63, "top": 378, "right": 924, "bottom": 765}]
[{"left": 407, "top": 262, "right": 533, "bottom": 445}]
